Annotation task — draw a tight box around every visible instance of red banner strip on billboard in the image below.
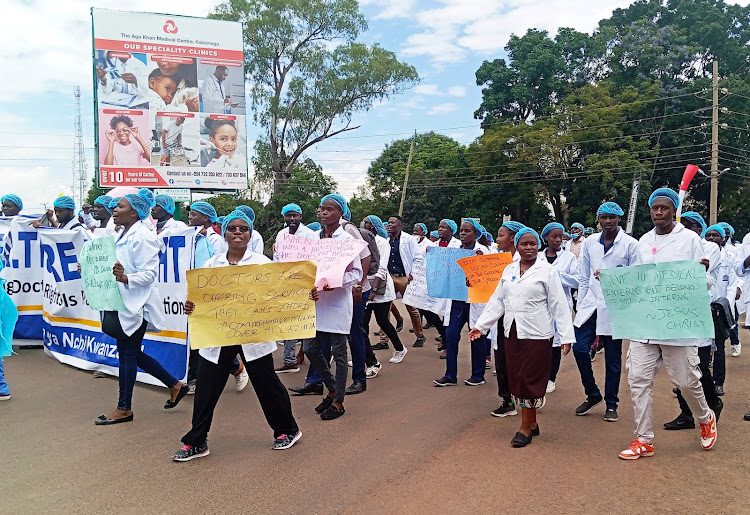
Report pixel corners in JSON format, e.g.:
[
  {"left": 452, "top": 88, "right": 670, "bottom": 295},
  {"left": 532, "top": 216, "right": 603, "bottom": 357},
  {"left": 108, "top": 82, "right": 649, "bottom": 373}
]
[
  {"left": 95, "top": 39, "right": 243, "bottom": 61},
  {"left": 208, "top": 114, "right": 236, "bottom": 120},
  {"left": 156, "top": 112, "right": 195, "bottom": 118},
  {"left": 100, "top": 167, "right": 170, "bottom": 187},
  {"left": 101, "top": 109, "right": 144, "bottom": 115}
]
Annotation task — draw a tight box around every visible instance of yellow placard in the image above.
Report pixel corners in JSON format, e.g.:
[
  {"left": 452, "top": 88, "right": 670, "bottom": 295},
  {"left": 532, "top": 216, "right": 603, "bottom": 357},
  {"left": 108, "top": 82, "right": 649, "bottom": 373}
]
[
  {"left": 187, "top": 261, "right": 317, "bottom": 349},
  {"left": 458, "top": 252, "right": 513, "bottom": 304}
]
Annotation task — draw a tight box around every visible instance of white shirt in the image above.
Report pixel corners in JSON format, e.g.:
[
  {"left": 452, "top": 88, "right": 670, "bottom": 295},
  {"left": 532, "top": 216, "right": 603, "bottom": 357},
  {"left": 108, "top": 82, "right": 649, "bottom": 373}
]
[
  {"left": 196, "top": 248, "right": 277, "bottom": 364},
  {"left": 633, "top": 222, "right": 708, "bottom": 347},
  {"left": 250, "top": 229, "right": 264, "bottom": 256},
  {"left": 113, "top": 221, "right": 166, "bottom": 336},
  {"left": 442, "top": 240, "right": 491, "bottom": 328},
  {"left": 474, "top": 257, "right": 575, "bottom": 343},
  {"left": 314, "top": 226, "right": 363, "bottom": 334},
  {"left": 201, "top": 74, "right": 231, "bottom": 111},
  {"left": 273, "top": 224, "right": 315, "bottom": 262},
  {"left": 60, "top": 217, "right": 91, "bottom": 241},
  {"left": 340, "top": 220, "right": 371, "bottom": 293},
  {"left": 539, "top": 248, "right": 579, "bottom": 310},
  {"left": 416, "top": 236, "right": 432, "bottom": 253},
  {"left": 205, "top": 226, "right": 227, "bottom": 255},
  {"left": 98, "top": 57, "right": 149, "bottom": 105},
  {"left": 574, "top": 227, "right": 638, "bottom": 334},
  {"left": 369, "top": 234, "right": 396, "bottom": 304},
  {"left": 158, "top": 217, "right": 187, "bottom": 234}
]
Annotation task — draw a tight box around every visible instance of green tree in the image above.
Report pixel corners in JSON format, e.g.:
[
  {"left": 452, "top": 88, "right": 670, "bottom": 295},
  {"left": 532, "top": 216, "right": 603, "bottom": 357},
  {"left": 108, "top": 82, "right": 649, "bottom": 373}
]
[
  {"left": 210, "top": 0, "right": 419, "bottom": 193},
  {"left": 85, "top": 176, "right": 109, "bottom": 205}
]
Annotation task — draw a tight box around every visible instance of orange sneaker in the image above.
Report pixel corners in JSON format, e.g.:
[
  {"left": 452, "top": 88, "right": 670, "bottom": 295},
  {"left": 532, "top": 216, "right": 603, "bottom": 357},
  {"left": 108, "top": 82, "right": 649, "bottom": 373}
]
[
  {"left": 700, "top": 410, "right": 717, "bottom": 450},
  {"left": 618, "top": 438, "right": 655, "bottom": 460}
]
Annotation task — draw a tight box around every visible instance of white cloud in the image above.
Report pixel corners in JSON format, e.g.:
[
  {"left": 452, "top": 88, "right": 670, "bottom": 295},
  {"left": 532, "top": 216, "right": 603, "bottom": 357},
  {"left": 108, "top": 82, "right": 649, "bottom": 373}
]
[
  {"left": 428, "top": 102, "right": 458, "bottom": 115},
  {"left": 359, "top": 0, "right": 417, "bottom": 20},
  {"left": 447, "top": 86, "right": 467, "bottom": 97},
  {"left": 413, "top": 84, "right": 442, "bottom": 96}
]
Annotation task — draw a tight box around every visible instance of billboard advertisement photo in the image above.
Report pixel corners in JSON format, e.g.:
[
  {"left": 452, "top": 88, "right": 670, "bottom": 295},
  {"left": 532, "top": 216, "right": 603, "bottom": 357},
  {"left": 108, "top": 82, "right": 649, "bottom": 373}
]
[{"left": 92, "top": 8, "right": 248, "bottom": 190}]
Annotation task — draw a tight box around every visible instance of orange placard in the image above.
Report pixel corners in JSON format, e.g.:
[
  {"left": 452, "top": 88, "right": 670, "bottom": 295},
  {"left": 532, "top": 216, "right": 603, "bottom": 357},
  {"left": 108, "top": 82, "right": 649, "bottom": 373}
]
[{"left": 457, "top": 252, "right": 513, "bottom": 303}]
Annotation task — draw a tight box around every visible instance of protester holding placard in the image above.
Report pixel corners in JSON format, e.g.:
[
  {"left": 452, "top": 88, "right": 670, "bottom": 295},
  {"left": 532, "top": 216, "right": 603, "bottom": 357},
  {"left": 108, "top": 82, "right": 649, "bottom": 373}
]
[
  {"left": 273, "top": 203, "right": 315, "bottom": 373},
  {"left": 152, "top": 194, "right": 185, "bottom": 234},
  {"left": 387, "top": 215, "right": 425, "bottom": 346},
  {"left": 433, "top": 218, "right": 490, "bottom": 387},
  {"left": 94, "top": 190, "right": 188, "bottom": 426},
  {"left": 619, "top": 188, "right": 717, "bottom": 460},
  {"left": 32, "top": 196, "right": 91, "bottom": 240},
  {"left": 572, "top": 202, "right": 637, "bottom": 424},
  {"left": 189, "top": 201, "right": 226, "bottom": 255},
  {"left": 539, "top": 222, "right": 579, "bottom": 394},
  {"left": 469, "top": 228, "right": 575, "bottom": 447},
  {"left": 413, "top": 223, "right": 431, "bottom": 253},
  {"left": 1, "top": 195, "right": 22, "bottom": 217},
  {"left": 174, "top": 210, "right": 301, "bottom": 461},
  {"left": 91, "top": 195, "right": 114, "bottom": 230},
  {"left": 298, "top": 195, "right": 363, "bottom": 420}
]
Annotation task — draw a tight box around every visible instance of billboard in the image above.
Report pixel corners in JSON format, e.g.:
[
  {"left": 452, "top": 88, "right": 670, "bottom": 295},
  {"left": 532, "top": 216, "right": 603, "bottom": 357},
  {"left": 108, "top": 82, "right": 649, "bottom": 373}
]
[{"left": 91, "top": 8, "right": 248, "bottom": 190}]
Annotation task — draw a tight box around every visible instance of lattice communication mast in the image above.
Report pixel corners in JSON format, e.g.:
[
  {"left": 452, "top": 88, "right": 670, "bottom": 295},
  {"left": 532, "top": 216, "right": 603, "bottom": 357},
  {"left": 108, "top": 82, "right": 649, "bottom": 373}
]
[{"left": 72, "top": 86, "right": 88, "bottom": 206}]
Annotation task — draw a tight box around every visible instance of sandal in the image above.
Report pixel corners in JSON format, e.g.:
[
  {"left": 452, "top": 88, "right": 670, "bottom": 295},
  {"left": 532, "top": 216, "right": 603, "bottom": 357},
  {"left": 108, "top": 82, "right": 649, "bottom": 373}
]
[
  {"left": 164, "top": 384, "right": 190, "bottom": 409},
  {"left": 95, "top": 413, "right": 134, "bottom": 425}
]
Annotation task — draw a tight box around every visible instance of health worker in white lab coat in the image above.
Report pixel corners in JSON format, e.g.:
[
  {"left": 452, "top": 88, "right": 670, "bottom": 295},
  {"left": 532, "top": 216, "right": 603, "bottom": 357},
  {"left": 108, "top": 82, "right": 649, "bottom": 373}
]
[
  {"left": 237, "top": 206, "right": 264, "bottom": 255},
  {"left": 152, "top": 194, "right": 186, "bottom": 234},
  {"left": 94, "top": 190, "right": 187, "bottom": 426},
  {"left": 571, "top": 202, "right": 637, "bottom": 424},
  {"left": 470, "top": 228, "right": 575, "bottom": 448},
  {"left": 189, "top": 201, "right": 226, "bottom": 255}
]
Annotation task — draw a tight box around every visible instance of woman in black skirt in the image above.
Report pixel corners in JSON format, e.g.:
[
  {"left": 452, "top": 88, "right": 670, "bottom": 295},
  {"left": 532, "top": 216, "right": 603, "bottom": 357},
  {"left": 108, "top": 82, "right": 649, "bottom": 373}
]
[{"left": 469, "top": 228, "right": 575, "bottom": 447}]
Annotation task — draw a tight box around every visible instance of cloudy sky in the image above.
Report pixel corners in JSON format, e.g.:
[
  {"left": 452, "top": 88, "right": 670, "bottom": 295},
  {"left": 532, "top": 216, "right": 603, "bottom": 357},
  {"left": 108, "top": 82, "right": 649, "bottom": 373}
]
[{"left": 2, "top": 0, "right": 668, "bottom": 211}]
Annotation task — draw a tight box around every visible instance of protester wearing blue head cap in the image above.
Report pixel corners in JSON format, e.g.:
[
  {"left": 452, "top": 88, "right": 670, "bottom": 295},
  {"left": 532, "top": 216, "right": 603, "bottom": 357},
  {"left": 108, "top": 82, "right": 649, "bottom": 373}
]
[
  {"left": 37, "top": 195, "right": 86, "bottom": 235},
  {"left": 429, "top": 230, "right": 439, "bottom": 241},
  {"left": 681, "top": 212, "right": 707, "bottom": 233},
  {"left": 123, "top": 190, "right": 155, "bottom": 221},
  {"left": 718, "top": 221, "right": 735, "bottom": 239},
  {"left": 597, "top": 202, "right": 625, "bottom": 216},
  {"left": 648, "top": 187, "right": 680, "bottom": 208},
  {"left": 567, "top": 222, "right": 585, "bottom": 253},
  {"left": 433, "top": 217, "right": 491, "bottom": 388},
  {"left": 233, "top": 205, "right": 265, "bottom": 255},
  {"left": 412, "top": 222, "right": 431, "bottom": 252},
  {"left": 96, "top": 186, "right": 187, "bottom": 427},
  {"left": 470, "top": 219, "right": 575, "bottom": 447},
  {"left": 501, "top": 221, "right": 525, "bottom": 235},
  {"left": 152, "top": 194, "right": 185, "bottom": 234},
  {"left": 571, "top": 201, "right": 638, "bottom": 427},
  {"left": 90, "top": 195, "right": 114, "bottom": 229},
  {"left": 307, "top": 222, "right": 321, "bottom": 231},
  {"left": 538, "top": 222, "right": 579, "bottom": 393},
  {"left": 439, "top": 218, "right": 458, "bottom": 236},
  {"left": 281, "top": 203, "right": 302, "bottom": 216},
  {"left": 513, "top": 227, "right": 540, "bottom": 247},
  {"left": 366, "top": 215, "right": 387, "bottom": 239},
  {"left": 236, "top": 205, "right": 256, "bottom": 222},
  {"left": 54, "top": 195, "right": 76, "bottom": 210},
  {"left": 188, "top": 201, "right": 225, "bottom": 254},
  {"left": 138, "top": 188, "right": 156, "bottom": 209},
  {"left": 617, "top": 187, "right": 717, "bottom": 459},
  {"left": 1, "top": 194, "right": 22, "bottom": 216},
  {"left": 174, "top": 207, "right": 301, "bottom": 459},
  {"left": 702, "top": 223, "right": 726, "bottom": 240}
]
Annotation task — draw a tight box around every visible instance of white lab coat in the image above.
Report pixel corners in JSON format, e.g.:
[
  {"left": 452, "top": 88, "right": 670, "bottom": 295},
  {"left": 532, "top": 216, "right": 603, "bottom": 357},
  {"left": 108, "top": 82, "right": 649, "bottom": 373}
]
[
  {"left": 196, "top": 248, "right": 277, "bottom": 364},
  {"left": 205, "top": 226, "right": 227, "bottom": 255},
  {"left": 60, "top": 217, "right": 91, "bottom": 241},
  {"left": 113, "top": 221, "right": 165, "bottom": 336},
  {"left": 97, "top": 57, "right": 149, "bottom": 105},
  {"left": 573, "top": 227, "right": 638, "bottom": 334},
  {"left": 540, "top": 248, "right": 579, "bottom": 347},
  {"left": 250, "top": 229, "right": 264, "bottom": 256},
  {"left": 314, "top": 227, "right": 363, "bottom": 334},
  {"left": 368, "top": 234, "right": 396, "bottom": 304},
  {"left": 416, "top": 236, "right": 432, "bottom": 253},
  {"left": 733, "top": 232, "right": 750, "bottom": 321},
  {"left": 159, "top": 217, "right": 187, "bottom": 234},
  {"left": 201, "top": 74, "right": 231, "bottom": 112},
  {"left": 474, "top": 257, "right": 575, "bottom": 344},
  {"left": 273, "top": 224, "right": 315, "bottom": 262},
  {"left": 633, "top": 222, "right": 708, "bottom": 347}
]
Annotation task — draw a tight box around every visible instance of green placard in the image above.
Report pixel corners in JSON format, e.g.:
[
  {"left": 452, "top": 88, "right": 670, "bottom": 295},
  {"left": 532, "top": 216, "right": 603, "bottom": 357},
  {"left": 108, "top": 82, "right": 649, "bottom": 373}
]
[
  {"left": 599, "top": 260, "right": 713, "bottom": 340},
  {"left": 80, "top": 237, "right": 126, "bottom": 311}
]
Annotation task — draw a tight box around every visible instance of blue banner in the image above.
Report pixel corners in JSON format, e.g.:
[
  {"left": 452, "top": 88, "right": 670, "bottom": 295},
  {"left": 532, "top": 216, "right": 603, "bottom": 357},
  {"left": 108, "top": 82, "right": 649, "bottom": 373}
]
[{"left": 425, "top": 247, "right": 476, "bottom": 301}]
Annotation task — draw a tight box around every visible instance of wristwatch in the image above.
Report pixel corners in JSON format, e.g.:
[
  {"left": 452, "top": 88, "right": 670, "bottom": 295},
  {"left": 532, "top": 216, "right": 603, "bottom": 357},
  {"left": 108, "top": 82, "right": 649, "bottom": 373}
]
[{"left": 353, "top": 284, "right": 363, "bottom": 291}]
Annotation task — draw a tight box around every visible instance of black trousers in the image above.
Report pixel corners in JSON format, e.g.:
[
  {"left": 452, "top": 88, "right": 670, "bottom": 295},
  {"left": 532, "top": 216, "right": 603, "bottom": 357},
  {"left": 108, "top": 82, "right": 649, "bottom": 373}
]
[
  {"left": 549, "top": 346, "right": 562, "bottom": 382},
  {"left": 182, "top": 347, "right": 298, "bottom": 446},
  {"left": 676, "top": 345, "right": 720, "bottom": 418},
  {"left": 421, "top": 309, "right": 446, "bottom": 341},
  {"left": 494, "top": 316, "right": 511, "bottom": 401}
]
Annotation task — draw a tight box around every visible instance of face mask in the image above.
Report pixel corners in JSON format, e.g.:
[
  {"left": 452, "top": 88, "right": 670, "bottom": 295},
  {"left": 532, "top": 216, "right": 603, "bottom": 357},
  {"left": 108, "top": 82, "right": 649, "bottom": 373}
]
[{"left": 572, "top": 233, "right": 581, "bottom": 240}]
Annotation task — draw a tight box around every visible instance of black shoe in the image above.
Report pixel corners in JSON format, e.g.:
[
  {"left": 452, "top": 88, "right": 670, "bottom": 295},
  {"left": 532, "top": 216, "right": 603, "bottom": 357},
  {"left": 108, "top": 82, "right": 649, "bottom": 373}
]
[
  {"left": 289, "top": 383, "right": 324, "bottom": 396},
  {"left": 345, "top": 381, "right": 366, "bottom": 395},
  {"left": 413, "top": 336, "right": 426, "bottom": 348},
  {"left": 604, "top": 408, "right": 619, "bottom": 422},
  {"left": 371, "top": 341, "right": 389, "bottom": 350},
  {"left": 672, "top": 387, "right": 680, "bottom": 396},
  {"left": 320, "top": 405, "right": 345, "bottom": 420},
  {"left": 173, "top": 441, "right": 209, "bottom": 462},
  {"left": 663, "top": 414, "right": 695, "bottom": 430},
  {"left": 424, "top": 322, "right": 434, "bottom": 330},
  {"left": 712, "top": 397, "right": 724, "bottom": 422},
  {"left": 575, "top": 395, "right": 603, "bottom": 416},
  {"left": 315, "top": 396, "right": 334, "bottom": 414},
  {"left": 433, "top": 376, "right": 457, "bottom": 387},
  {"left": 510, "top": 431, "right": 532, "bottom": 447},
  {"left": 164, "top": 384, "right": 190, "bottom": 409},
  {"left": 491, "top": 400, "right": 517, "bottom": 417},
  {"left": 744, "top": 410, "right": 750, "bottom": 421},
  {"left": 531, "top": 424, "right": 540, "bottom": 437},
  {"left": 435, "top": 336, "right": 442, "bottom": 342},
  {"left": 395, "top": 319, "right": 404, "bottom": 332},
  {"left": 715, "top": 385, "right": 725, "bottom": 396}
]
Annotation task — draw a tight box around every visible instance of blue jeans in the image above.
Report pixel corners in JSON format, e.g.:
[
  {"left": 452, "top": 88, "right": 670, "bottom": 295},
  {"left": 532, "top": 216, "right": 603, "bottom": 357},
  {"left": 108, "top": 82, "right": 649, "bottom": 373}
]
[
  {"left": 572, "top": 313, "right": 622, "bottom": 410},
  {"left": 282, "top": 340, "right": 297, "bottom": 366},
  {"left": 101, "top": 312, "right": 179, "bottom": 411},
  {"left": 0, "top": 357, "right": 8, "bottom": 395},
  {"left": 444, "top": 300, "right": 487, "bottom": 382}
]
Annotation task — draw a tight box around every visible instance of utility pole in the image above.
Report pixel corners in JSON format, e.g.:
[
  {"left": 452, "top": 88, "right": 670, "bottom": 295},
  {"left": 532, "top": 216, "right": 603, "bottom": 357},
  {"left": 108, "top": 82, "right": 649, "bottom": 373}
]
[
  {"left": 398, "top": 130, "right": 416, "bottom": 217},
  {"left": 710, "top": 60, "right": 719, "bottom": 225},
  {"left": 625, "top": 173, "right": 641, "bottom": 235},
  {"left": 72, "top": 86, "right": 88, "bottom": 207}
]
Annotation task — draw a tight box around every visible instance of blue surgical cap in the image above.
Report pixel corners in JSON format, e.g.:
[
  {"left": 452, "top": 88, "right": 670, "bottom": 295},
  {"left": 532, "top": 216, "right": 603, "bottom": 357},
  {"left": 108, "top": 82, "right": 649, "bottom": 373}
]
[
  {"left": 541, "top": 222, "right": 565, "bottom": 239},
  {"left": 53, "top": 196, "right": 76, "bottom": 210},
  {"left": 190, "top": 201, "right": 218, "bottom": 223},
  {"left": 154, "top": 194, "right": 175, "bottom": 215},
  {"left": 430, "top": 230, "right": 439, "bottom": 238},
  {"left": 462, "top": 218, "right": 482, "bottom": 238},
  {"left": 584, "top": 227, "right": 594, "bottom": 235},
  {"left": 1, "top": 194, "right": 23, "bottom": 210},
  {"left": 320, "top": 194, "right": 348, "bottom": 216},
  {"left": 514, "top": 227, "right": 541, "bottom": 247},
  {"left": 216, "top": 216, "right": 226, "bottom": 226},
  {"left": 648, "top": 188, "right": 679, "bottom": 208},
  {"left": 221, "top": 210, "right": 253, "bottom": 236},
  {"left": 597, "top": 202, "right": 624, "bottom": 216},
  {"left": 281, "top": 203, "right": 302, "bottom": 216},
  {"left": 307, "top": 222, "right": 321, "bottom": 231},
  {"left": 94, "top": 195, "right": 113, "bottom": 213},
  {"left": 416, "top": 223, "right": 427, "bottom": 235},
  {"left": 502, "top": 221, "right": 525, "bottom": 234},
  {"left": 681, "top": 211, "right": 706, "bottom": 232},
  {"left": 571, "top": 222, "right": 584, "bottom": 232},
  {"left": 478, "top": 225, "right": 488, "bottom": 239},
  {"left": 367, "top": 215, "right": 388, "bottom": 238},
  {"left": 123, "top": 190, "right": 156, "bottom": 220},
  {"left": 702, "top": 223, "right": 726, "bottom": 239},
  {"left": 109, "top": 197, "right": 122, "bottom": 209},
  {"left": 718, "top": 222, "right": 735, "bottom": 236},
  {"left": 236, "top": 205, "right": 256, "bottom": 222},
  {"left": 440, "top": 219, "right": 457, "bottom": 235}
]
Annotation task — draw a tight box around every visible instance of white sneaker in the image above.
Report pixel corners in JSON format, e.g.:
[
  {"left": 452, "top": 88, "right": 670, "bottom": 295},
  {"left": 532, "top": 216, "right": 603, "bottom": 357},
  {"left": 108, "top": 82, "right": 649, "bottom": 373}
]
[
  {"left": 0, "top": 393, "right": 10, "bottom": 401},
  {"left": 234, "top": 368, "right": 249, "bottom": 392},
  {"left": 389, "top": 347, "right": 407, "bottom": 363},
  {"left": 546, "top": 380, "right": 556, "bottom": 393},
  {"left": 732, "top": 344, "right": 741, "bottom": 357},
  {"left": 366, "top": 363, "right": 381, "bottom": 378},
  {"left": 348, "top": 360, "right": 353, "bottom": 367}
]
